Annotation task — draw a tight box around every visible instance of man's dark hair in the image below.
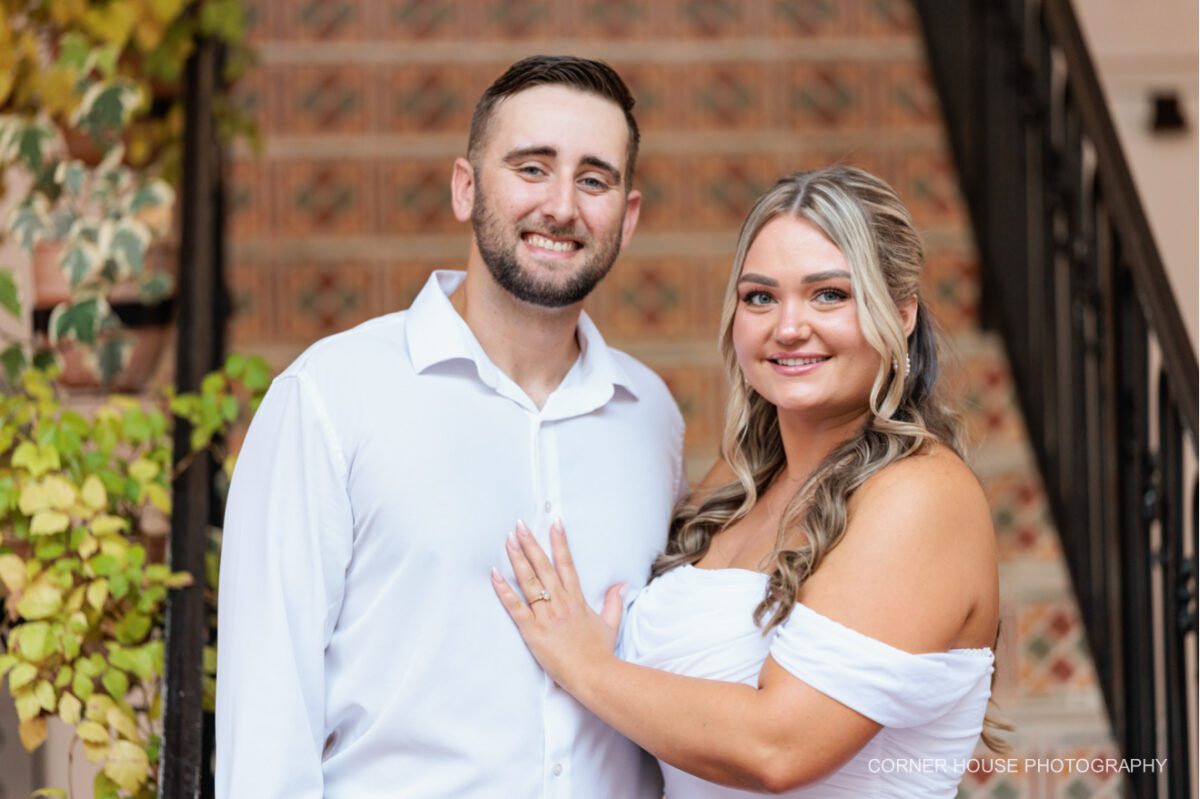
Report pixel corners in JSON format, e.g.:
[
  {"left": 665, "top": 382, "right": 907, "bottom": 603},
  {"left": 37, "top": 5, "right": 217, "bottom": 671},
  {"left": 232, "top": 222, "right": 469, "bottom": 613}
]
[{"left": 468, "top": 55, "right": 640, "bottom": 190}]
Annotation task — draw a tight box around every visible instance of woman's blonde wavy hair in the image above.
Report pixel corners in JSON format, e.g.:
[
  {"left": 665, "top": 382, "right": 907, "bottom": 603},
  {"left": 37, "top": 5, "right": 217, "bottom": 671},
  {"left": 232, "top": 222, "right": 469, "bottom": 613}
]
[{"left": 654, "top": 165, "right": 1010, "bottom": 750}]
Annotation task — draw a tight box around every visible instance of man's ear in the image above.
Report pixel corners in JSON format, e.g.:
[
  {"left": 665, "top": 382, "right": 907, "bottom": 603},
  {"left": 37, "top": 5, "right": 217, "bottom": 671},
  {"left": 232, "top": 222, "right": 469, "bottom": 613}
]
[
  {"left": 620, "top": 189, "right": 642, "bottom": 249},
  {"left": 899, "top": 294, "right": 919, "bottom": 338},
  {"left": 451, "top": 157, "right": 475, "bottom": 223}
]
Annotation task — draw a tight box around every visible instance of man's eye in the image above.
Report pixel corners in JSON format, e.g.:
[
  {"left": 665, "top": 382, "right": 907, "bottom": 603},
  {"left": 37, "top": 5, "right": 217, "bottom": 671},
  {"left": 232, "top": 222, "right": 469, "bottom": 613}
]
[
  {"left": 520, "top": 165, "right": 546, "bottom": 177},
  {"left": 579, "top": 177, "right": 609, "bottom": 190}
]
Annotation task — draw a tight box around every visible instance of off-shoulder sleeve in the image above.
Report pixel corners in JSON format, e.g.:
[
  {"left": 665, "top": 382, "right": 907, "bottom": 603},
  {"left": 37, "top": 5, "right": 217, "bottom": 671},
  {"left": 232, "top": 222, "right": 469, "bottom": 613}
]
[{"left": 768, "top": 603, "right": 994, "bottom": 728}]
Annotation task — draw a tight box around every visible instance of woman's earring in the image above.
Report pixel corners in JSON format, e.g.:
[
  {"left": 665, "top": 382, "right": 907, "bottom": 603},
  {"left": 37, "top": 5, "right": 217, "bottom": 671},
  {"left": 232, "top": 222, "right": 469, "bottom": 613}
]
[{"left": 906, "top": 352, "right": 912, "bottom": 373}]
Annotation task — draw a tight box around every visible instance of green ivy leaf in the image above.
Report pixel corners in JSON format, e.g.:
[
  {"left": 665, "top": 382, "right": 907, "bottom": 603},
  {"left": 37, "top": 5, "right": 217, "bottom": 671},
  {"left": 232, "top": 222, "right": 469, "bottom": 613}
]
[
  {"left": 0, "top": 268, "right": 21, "bottom": 317},
  {"left": 9, "top": 663, "right": 38, "bottom": 691},
  {"left": 51, "top": 298, "right": 102, "bottom": 345},
  {"left": 101, "top": 667, "right": 129, "bottom": 699},
  {"left": 0, "top": 342, "right": 26, "bottom": 384},
  {"left": 113, "top": 611, "right": 150, "bottom": 644}
]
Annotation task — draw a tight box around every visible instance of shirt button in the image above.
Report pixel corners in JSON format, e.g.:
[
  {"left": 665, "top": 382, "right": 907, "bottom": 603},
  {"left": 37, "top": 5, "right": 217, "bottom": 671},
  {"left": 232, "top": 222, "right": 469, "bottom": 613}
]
[
  {"left": 544, "top": 500, "right": 553, "bottom": 512},
  {"left": 552, "top": 763, "right": 563, "bottom": 777}
]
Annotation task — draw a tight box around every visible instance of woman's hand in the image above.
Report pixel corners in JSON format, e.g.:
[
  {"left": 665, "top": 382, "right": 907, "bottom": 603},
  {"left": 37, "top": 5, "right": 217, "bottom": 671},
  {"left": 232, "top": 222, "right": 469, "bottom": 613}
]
[{"left": 491, "top": 519, "right": 626, "bottom": 691}]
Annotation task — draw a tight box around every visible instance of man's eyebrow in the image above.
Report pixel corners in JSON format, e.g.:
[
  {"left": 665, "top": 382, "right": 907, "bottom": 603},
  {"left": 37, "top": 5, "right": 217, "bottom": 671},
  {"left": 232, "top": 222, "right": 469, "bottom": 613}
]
[
  {"left": 580, "top": 155, "right": 621, "bottom": 184},
  {"left": 503, "top": 146, "right": 557, "bottom": 162},
  {"left": 501, "top": 148, "right": 622, "bottom": 184}
]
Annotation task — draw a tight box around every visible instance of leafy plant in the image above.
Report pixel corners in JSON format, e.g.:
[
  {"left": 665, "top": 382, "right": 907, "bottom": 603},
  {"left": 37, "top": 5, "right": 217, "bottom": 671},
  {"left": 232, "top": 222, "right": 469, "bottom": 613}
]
[
  {"left": 0, "top": 0, "right": 257, "bottom": 384},
  {"left": 0, "top": 355, "right": 270, "bottom": 798}
]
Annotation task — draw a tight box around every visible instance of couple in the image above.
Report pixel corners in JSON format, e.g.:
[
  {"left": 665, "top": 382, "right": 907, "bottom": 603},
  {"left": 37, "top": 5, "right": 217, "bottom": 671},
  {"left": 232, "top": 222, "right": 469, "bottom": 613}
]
[{"left": 215, "top": 55, "right": 1000, "bottom": 798}]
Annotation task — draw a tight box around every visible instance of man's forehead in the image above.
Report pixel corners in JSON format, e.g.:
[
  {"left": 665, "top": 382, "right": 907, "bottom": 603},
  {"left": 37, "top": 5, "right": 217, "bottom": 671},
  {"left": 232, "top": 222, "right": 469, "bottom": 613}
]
[{"left": 486, "top": 85, "right": 629, "bottom": 158}]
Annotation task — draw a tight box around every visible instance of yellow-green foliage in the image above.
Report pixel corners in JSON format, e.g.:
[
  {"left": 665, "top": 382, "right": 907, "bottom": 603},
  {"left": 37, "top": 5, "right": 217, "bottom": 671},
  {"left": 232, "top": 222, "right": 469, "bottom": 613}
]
[{"left": 0, "top": 356, "right": 269, "bottom": 798}]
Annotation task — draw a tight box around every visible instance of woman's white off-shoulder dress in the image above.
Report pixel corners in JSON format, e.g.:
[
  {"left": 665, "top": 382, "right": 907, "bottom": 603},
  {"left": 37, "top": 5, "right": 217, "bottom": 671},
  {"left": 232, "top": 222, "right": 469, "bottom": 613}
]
[{"left": 618, "top": 564, "right": 994, "bottom": 798}]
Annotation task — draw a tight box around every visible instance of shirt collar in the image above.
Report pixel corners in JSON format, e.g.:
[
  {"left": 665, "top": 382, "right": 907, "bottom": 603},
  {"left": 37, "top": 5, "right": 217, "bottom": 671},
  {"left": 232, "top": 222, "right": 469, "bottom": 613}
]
[{"left": 405, "top": 270, "right": 640, "bottom": 405}]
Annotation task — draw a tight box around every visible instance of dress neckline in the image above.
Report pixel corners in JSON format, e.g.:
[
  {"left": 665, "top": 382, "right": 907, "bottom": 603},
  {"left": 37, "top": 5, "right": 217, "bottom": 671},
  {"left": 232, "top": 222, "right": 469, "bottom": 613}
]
[{"left": 676, "top": 564, "right": 994, "bottom": 658}]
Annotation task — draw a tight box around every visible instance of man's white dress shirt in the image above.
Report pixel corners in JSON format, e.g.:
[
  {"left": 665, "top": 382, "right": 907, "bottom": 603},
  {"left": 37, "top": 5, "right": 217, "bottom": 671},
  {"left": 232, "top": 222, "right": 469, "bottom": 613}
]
[{"left": 216, "top": 270, "right": 685, "bottom": 798}]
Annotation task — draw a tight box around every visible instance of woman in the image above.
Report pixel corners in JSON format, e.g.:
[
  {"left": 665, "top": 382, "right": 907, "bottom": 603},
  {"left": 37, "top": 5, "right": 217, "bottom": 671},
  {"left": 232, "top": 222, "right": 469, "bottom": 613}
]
[{"left": 492, "top": 166, "right": 1001, "bottom": 796}]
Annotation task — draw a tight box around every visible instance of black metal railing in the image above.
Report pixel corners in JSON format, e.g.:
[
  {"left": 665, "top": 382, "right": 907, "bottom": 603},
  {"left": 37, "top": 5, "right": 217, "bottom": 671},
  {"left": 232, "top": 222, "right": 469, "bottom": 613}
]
[{"left": 913, "top": 1, "right": 1198, "bottom": 797}]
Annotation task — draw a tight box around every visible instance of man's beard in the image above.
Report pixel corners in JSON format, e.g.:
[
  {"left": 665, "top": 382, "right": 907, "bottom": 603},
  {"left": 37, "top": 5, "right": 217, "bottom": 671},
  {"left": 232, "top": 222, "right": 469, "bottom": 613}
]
[{"left": 471, "top": 188, "right": 623, "bottom": 309}]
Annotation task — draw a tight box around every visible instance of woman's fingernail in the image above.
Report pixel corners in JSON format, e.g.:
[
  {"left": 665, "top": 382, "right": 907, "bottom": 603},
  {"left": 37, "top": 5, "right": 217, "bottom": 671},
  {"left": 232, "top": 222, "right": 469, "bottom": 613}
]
[
  {"left": 491, "top": 567, "right": 502, "bottom": 582},
  {"left": 507, "top": 530, "right": 517, "bottom": 547},
  {"left": 618, "top": 583, "right": 627, "bottom": 599},
  {"left": 517, "top": 519, "right": 531, "bottom": 538},
  {"left": 552, "top": 517, "right": 564, "bottom": 535}
]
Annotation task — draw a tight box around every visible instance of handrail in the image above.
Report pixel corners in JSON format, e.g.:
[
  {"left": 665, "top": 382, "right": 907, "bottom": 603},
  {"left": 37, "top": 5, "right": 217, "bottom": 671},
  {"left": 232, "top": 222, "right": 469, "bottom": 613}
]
[
  {"left": 912, "top": 1, "right": 1198, "bottom": 797},
  {"left": 1042, "top": 0, "right": 1198, "bottom": 439}
]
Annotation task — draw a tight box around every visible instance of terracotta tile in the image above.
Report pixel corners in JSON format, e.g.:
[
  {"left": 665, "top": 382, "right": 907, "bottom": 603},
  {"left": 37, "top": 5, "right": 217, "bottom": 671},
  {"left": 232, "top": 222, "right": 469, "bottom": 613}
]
[
  {"left": 858, "top": 0, "right": 918, "bottom": 39},
  {"left": 276, "top": 261, "right": 387, "bottom": 341},
  {"left": 620, "top": 63, "right": 682, "bottom": 134},
  {"left": 691, "top": 155, "right": 778, "bottom": 230},
  {"left": 227, "top": 259, "right": 276, "bottom": 346},
  {"left": 377, "top": 159, "right": 458, "bottom": 235},
  {"left": 227, "top": 158, "right": 273, "bottom": 240},
  {"left": 666, "top": 0, "right": 754, "bottom": 39},
  {"left": 767, "top": 0, "right": 860, "bottom": 38},
  {"left": 890, "top": 147, "right": 967, "bottom": 229},
  {"left": 375, "top": 63, "right": 476, "bottom": 134},
  {"left": 277, "top": 160, "right": 376, "bottom": 236},
  {"left": 383, "top": 262, "right": 462, "bottom": 312},
  {"left": 983, "top": 472, "right": 1063, "bottom": 563},
  {"left": 654, "top": 363, "right": 728, "bottom": 456},
  {"left": 375, "top": 0, "right": 464, "bottom": 40},
  {"left": 781, "top": 62, "right": 872, "bottom": 133},
  {"left": 472, "top": 0, "right": 559, "bottom": 39},
  {"left": 587, "top": 258, "right": 723, "bottom": 342},
  {"left": 630, "top": 153, "right": 690, "bottom": 232},
  {"left": 873, "top": 59, "right": 943, "bottom": 132},
  {"left": 275, "top": 0, "right": 369, "bottom": 40},
  {"left": 1016, "top": 600, "right": 1098, "bottom": 698},
  {"left": 569, "top": 0, "right": 665, "bottom": 39},
  {"left": 277, "top": 64, "right": 373, "bottom": 135},
  {"left": 684, "top": 62, "right": 772, "bottom": 131},
  {"left": 923, "top": 246, "right": 980, "bottom": 334}
]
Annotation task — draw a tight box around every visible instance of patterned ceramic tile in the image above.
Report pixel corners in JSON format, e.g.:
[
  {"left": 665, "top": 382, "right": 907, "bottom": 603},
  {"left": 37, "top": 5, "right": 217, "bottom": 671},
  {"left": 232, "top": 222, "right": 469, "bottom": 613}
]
[
  {"left": 858, "top": 0, "right": 918, "bottom": 38},
  {"left": 571, "top": 0, "right": 663, "bottom": 39},
  {"left": 227, "top": 158, "right": 273, "bottom": 239},
  {"left": 923, "top": 246, "right": 981, "bottom": 333},
  {"left": 767, "top": 0, "right": 857, "bottom": 38},
  {"left": 277, "top": 160, "right": 376, "bottom": 235},
  {"left": 1040, "top": 743, "right": 1126, "bottom": 798},
  {"left": 228, "top": 63, "right": 269, "bottom": 136},
  {"left": 472, "top": 0, "right": 559, "bottom": 39},
  {"left": 655, "top": 363, "right": 728, "bottom": 456},
  {"left": 376, "top": 0, "right": 463, "bottom": 40},
  {"left": 668, "top": 0, "right": 753, "bottom": 38},
  {"left": 630, "top": 154, "right": 691, "bottom": 232},
  {"left": 377, "top": 159, "right": 458, "bottom": 235},
  {"left": 955, "top": 755, "right": 1031, "bottom": 799},
  {"left": 275, "top": 0, "right": 369, "bottom": 40},
  {"left": 691, "top": 154, "right": 778, "bottom": 230},
  {"left": 621, "top": 63, "right": 682, "bottom": 133},
  {"left": 983, "top": 472, "right": 1063, "bottom": 563},
  {"left": 956, "top": 346, "right": 1028, "bottom": 447},
  {"left": 782, "top": 62, "right": 871, "bottom": 132},
  {"left": 587, "top": 258, "right": 724, "bottom": 342},
  {"left": 227, "top": 259, "right": 276, "bottom": 345},
  {"left": 873, "top": 59, "right": 942, "bottom": 132},
  {"left": 277, "top": 261, "right": 387, "bottom": 340},
  {"left": 382, "top": 262, "right": 461, "bottom": 312},
  {"left": 277, "top": 65, "right": 372, "bottom": 134},
  {"left": 685, "top": 62, "right": 774, "bottom": 131},
  {"left": 1016, "top": 600, "right": 1098, "bottom": 698},
  {"left": 375, "top": 64, "right": 476, "bottom": 134},
  {"left": 890, "top": 147, "right": 967, "bottom": 229}
]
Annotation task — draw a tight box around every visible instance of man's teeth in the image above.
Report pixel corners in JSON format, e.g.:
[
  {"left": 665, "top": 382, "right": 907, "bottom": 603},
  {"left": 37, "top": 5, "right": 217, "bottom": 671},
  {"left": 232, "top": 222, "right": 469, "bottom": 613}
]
[
  {"left": 527, "top": 234, "right": 576, "bottom": 252},
  {"left": 775, "top": 357, "right": 828, "bottom": 366}
]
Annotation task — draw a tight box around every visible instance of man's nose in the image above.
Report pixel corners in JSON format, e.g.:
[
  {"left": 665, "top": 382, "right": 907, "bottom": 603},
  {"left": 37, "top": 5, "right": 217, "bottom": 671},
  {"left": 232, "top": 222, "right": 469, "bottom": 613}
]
[{"left": 540, "top": 174, "right": 579, "bottom": 225}]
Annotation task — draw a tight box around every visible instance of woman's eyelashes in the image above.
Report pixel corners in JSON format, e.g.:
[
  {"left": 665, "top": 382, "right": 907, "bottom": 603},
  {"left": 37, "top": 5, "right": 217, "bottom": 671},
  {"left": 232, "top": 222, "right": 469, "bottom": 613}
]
[{"left": 739, "top": 286, "right": 851, "bottom": 308}]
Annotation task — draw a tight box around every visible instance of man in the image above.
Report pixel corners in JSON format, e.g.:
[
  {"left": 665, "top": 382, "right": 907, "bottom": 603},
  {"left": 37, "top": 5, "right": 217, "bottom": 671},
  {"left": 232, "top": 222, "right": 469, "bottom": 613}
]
[{"left": 215, "top": 56, "right": 685, "bottom": 798}]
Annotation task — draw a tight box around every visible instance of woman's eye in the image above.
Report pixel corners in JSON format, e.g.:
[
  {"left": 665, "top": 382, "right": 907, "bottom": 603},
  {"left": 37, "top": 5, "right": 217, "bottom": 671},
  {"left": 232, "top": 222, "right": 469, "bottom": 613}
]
[
  {"left": 814, "top": 288, "right": 848, "bottom": 303},
  {"left": 741, "top": 290, "right": 774, "bottom": 307}
]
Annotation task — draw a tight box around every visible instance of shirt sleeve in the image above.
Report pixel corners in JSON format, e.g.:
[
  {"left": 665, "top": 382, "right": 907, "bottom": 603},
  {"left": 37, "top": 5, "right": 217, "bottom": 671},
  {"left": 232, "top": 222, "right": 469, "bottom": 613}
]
[
  {"left": 768, "top": 603, "right": 994, "bottom": 729},
  {"left": 215, "top": 372, "right": 354, "bottom": 799}
]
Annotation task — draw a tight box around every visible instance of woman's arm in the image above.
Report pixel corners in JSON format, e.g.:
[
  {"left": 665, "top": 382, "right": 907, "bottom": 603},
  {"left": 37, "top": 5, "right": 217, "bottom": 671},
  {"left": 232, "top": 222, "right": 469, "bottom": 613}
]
[
  {"left": 492, "top": 450, "right": 997, "bottom": 792},
  {"left": 493, "top": 523, "right": 878, "bottom": 792}
]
